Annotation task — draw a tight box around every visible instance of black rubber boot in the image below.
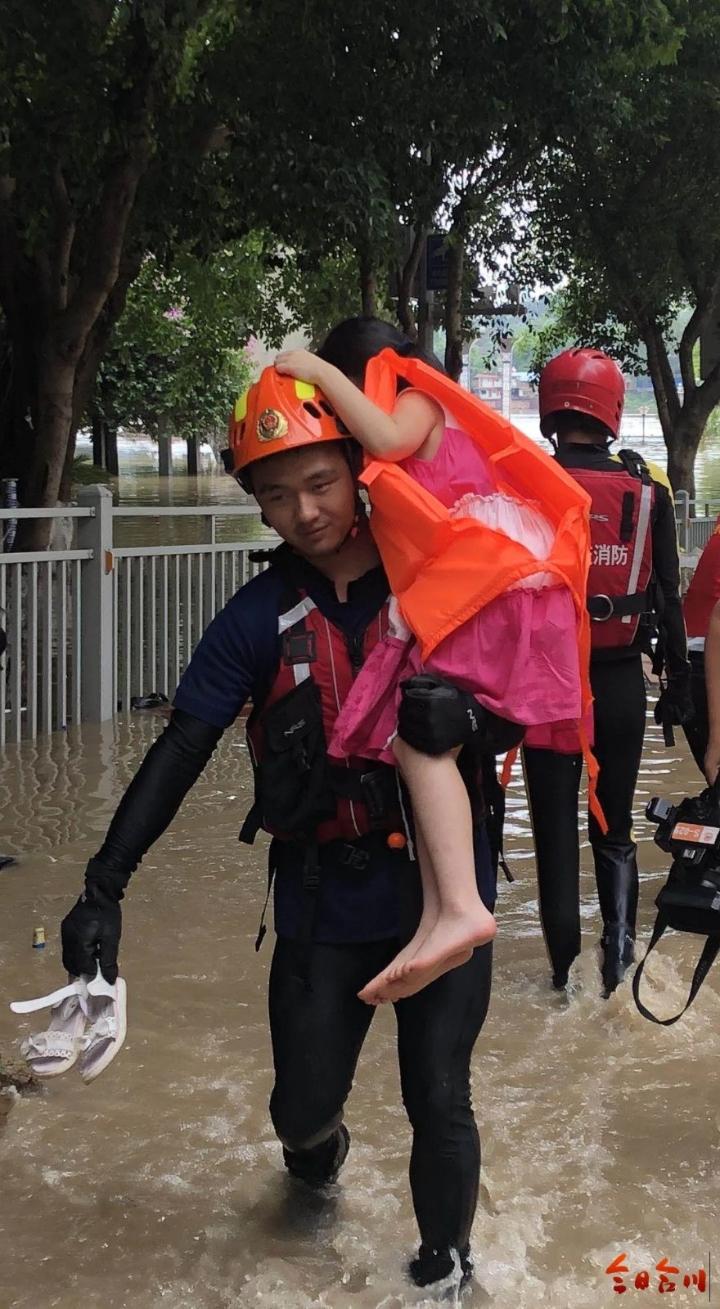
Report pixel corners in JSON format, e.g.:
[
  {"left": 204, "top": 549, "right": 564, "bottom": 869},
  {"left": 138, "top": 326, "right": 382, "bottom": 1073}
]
[
  {"left": 408, "top": 1244, "right": 473, "bottom": 1290},
  {"left": 283, "top": 1124, "right": 350, "bottom": 1188},
  {"left": 593, "top": 842, "right": 638, "bottom": 997},
  {"left": 600, "top": 925, "right": 636, "bottom": 998}
]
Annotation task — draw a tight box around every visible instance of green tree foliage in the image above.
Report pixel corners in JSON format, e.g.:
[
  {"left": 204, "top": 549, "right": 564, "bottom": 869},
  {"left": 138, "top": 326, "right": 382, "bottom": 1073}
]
[
  {"left": 521, "top": 0, "right": 720, "bottom": 493},
  {"left": 0, "top": 0, "right": 705, "bottom": 539},
  {"left": 95, "top": 238, "right": 288, "bottom": 447},
  {"left": 0, "top": 0, "right": 255, "bottom": 539}
]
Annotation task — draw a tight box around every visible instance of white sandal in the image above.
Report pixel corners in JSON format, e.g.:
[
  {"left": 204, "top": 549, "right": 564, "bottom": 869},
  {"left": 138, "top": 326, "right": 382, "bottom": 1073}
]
[
  {"left": 77, "top": 974, "right": 127, "bottom": 1083},
  {"left": 10, "top": 967, "right": 127, "bottom": 1081},
  {"left": 10, "top": 979, "right": 90, "bottom": 1077}
]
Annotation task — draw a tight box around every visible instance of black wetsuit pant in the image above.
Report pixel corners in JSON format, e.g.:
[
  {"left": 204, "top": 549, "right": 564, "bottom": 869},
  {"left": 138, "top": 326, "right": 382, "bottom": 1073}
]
[
  {"left": 683, "top": 649, "right": 709, "bottom": 778},
  {"left": 268, "top": 935, "right": 492, "bottom": 1257},
  {"left": 523, "top": 654, "right": 646, "bottom": 982}
]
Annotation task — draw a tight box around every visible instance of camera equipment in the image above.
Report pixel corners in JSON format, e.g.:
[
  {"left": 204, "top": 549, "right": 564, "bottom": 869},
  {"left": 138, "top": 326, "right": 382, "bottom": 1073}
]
[{"left": 633, "top": 779, "right": 720, "bottom": 1023}]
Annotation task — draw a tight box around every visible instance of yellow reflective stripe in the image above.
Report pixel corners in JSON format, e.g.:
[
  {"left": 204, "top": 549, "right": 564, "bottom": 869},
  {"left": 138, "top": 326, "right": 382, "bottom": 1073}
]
[
  {"left": 234, "top": 391, "right": 248, "bottom": 422},
  {"left": 294, "top": 380, "right": 316, "bottom": 400}
]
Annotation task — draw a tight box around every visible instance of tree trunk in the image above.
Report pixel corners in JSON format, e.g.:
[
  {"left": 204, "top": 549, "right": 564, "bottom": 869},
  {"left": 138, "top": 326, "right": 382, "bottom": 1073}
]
[
  {"left": 105, "top": 422, "right": 119, "bottom": 477},
  {"left": 157, "top": 414, "right": 171, "bottom": 477},
  {"left": 59, "top": 425, "right": 78, "bottom": 503},
  {"left": 641, "top": 318, "right": 681, "bottom": 447},
  {"left": 0, "top": 320, "right": 37, "bottom": 490},
  {"left": 17, "top": 349, "right": 75, "bottom": 549},
  {"left": 396, "top": 228, "right": 424, "bottom": 339},
  {"left": 186, "top": 435, "right": 198, "bottom": 476},
  {"left": 444, "top": 237, "right": 464, "bottom": 382},
  {"left": 666, "top": 421, "right": 702, "bottom": 498},
  {"left": 358, "top": 246, "right": 377, "bottom": 318},
  {"left": 91, "top": 414, "right": 104, "bottom": 467}
]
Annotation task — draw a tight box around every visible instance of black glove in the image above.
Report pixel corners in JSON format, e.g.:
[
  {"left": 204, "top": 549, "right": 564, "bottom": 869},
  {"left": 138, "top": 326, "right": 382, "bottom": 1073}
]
[
  {"left": 61, "top": 860, "right": 126, "bottom": 984},
  {"left": 397, "top": 674, "right": 525, "bottom": 757},
  {"left": 654, "top": 674, "right": 694, "bottom": 729}
]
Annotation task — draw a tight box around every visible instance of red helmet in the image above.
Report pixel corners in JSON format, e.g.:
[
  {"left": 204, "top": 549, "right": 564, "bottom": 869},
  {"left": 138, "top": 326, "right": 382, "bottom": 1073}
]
[{"left": 539, "top": 347, "right": 625, "bottom": 438}]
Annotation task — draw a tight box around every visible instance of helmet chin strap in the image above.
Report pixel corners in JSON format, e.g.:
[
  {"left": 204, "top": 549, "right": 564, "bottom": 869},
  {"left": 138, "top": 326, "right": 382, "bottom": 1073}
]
[{"left": 335, "top": 492, "right": 367, "bottom": 552}]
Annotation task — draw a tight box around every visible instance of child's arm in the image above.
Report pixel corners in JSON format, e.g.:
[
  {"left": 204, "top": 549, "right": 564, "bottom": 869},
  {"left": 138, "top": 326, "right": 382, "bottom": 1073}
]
[
  {"left": 705, "top": 600, "right": 720, "bottom": 784},
  {"left": 274, "top": 349, "right": 442, "bottom": 461}
]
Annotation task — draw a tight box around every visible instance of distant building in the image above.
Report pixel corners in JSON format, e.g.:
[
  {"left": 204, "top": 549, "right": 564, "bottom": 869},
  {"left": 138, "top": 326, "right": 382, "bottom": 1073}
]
[
  {"left": 473, "top": 370, "right": 503, "bottom": 408},
  {"left": 470, "top": 369, "right": 538, "bottom": 414}
]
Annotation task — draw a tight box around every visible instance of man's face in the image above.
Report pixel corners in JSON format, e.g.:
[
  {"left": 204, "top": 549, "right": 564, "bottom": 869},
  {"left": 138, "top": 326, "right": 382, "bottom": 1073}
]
[{"left": 251, "top": 443, "right": 357, "bottom": 559}]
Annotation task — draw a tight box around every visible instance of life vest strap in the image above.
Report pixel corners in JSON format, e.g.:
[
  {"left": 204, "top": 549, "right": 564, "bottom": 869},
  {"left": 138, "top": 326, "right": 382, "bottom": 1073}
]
[
  {"left": 327, "top": 763, "right": 398, "bottom": 826},
  {"left": 623, "top": 476, "right": 653, "bottom": 625},
  {"left": 588, "top": 591, "right": 650, "bottom": 621},
  {"left": 578, "top": 719, "right": 608, "bottom": 835}
]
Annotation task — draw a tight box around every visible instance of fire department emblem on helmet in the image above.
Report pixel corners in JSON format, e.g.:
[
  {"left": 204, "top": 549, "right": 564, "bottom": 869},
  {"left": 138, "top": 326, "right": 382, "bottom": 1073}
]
[{"left": 257, "top": 408, "right": 288, "bottom": 442}]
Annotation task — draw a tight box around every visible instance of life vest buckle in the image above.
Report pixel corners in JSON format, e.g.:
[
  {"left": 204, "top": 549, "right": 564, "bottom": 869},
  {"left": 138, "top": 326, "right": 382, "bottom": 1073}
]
[{"left": 590, "top": 593, "right": 614, "bottom": 623}]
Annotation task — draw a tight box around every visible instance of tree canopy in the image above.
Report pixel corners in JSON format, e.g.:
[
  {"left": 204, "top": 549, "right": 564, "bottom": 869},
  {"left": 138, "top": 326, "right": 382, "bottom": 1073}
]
[
  {"left": 94, "top": 237, "right": 288, "bottom": 448},
  {"left": 520, "top": 0, "right": 720, "bottom": 492},
  {"left": 0, "top": 0, "right": 713, "bottom": 541}
]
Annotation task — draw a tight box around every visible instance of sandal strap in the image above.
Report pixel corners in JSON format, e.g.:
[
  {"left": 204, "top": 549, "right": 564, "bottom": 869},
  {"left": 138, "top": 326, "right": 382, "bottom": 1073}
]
[
  {"left": 10, "top": 978, "right": 88, "bottom": 1016},
  {"left": 21, "top": 1031, "right": 78, "bottom": 1060},
  {"left": 79, "top": 1013, "right": 118, "bottom": 1049}
]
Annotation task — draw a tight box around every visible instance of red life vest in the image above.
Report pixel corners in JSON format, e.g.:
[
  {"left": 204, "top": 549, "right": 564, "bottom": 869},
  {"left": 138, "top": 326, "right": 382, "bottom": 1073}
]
[
  {"left": 243, "top": 588, "right": 399, "bottom": 844},
  {"left": 568, "top": 452, "right": 655, "bottom": 649},
  {"left": 684, "top": 522, "right": 720, "bottom": 639}
]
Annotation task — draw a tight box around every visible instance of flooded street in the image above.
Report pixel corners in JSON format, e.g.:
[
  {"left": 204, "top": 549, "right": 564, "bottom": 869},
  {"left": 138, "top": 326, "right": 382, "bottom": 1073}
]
[
  {"left": 1, "top": 705, "right": 719, "bottom": 1308},
  {"left": 0, "top": 415, "right": 718, "bottom": 1307}
]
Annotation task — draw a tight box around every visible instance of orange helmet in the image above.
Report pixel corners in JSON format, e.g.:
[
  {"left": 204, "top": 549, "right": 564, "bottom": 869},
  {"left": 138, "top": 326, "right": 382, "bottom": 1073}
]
[{"left": 222, "top": 366, "right": 345, "bottom": 487}]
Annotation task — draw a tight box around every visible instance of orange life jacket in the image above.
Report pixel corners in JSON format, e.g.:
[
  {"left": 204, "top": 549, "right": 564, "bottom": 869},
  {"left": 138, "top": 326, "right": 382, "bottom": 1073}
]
[{"left": 361, "top": 349, "right": 604, "bottom": 829}]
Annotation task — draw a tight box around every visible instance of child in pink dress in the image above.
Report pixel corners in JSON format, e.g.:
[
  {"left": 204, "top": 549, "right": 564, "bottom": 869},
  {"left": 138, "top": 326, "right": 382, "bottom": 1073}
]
[{"left": 276, "top": 325, "right": 581, "bottom": 1004}]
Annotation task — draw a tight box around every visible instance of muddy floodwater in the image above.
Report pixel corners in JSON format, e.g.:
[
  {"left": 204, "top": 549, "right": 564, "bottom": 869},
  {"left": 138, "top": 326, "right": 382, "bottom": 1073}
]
[{"left": 1, "top": 698, "right": 720, "bottom": 1309}]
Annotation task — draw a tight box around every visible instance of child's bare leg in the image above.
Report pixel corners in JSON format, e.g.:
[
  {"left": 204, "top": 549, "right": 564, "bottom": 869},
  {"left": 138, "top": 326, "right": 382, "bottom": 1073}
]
[
  {"left": 358, "top": 830, "right": 439, "bottom": 1004},
  {"left": 401, "top": 826, "right": 440, "bottom": 947},
  {"left": 358, "top": 741, "right": 495, "bottom": 1004}
]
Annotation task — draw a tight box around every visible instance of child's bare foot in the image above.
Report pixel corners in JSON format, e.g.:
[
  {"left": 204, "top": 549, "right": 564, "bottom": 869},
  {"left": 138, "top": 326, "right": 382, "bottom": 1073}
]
[
  {"left": 360, "top": 947, "right": 474, "bottom": 1004},
  {"left": 380, "top": 947, "right": 475, "bottom": 1000},
  {"left": 381, "top": 915, "right": 437, "bottom": 978},
  {"left": 357, "top": 911, "right": 439, "bottom": 1004},
  {"left": 359, "top": 909, "right": 496, "bottom": 1004}
]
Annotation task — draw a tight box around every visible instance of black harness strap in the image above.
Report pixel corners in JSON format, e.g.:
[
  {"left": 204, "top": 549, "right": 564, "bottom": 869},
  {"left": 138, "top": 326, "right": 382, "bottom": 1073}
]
[
  {"left": 619, "top": 490, "right": 636, "bottom": 543},
  {"left": 617, "top": 448, "right": 652, "bottom": 485},
  {"left": 327, "top": 763, "right": 398, "bottom": 826},
  {"left": 254, "top": 850, "right": 278, "bottom": 952},
  {"left": 587, "top": 592, "right": 650, "bottom": 620},
  {"left": 632, "top": 915, "right": 720, "bottom": 1025}
]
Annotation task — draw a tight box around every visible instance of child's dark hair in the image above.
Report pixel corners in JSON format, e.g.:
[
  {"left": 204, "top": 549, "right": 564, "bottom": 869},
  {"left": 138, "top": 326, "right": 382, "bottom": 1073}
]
[
  {"left": 554, "top": 411, "right": 614, "bottom": 442},
  {"left": 317, "top": 316, "right": 445, "bottom": 385}
]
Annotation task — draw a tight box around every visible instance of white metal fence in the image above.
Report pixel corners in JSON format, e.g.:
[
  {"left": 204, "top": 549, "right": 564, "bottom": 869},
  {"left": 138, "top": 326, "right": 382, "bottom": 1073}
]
[
  {"left": 113, "top": 508, "right": 272, "bottom": 712},
  {"left": 1, "top": 483, "right": 718, "bottom": 747},
  {"left": 0, "top": 487, "right": 274, "bottom": 746},
  {"left": 675, "top": 491, "right": 720, "bottom": 553}
]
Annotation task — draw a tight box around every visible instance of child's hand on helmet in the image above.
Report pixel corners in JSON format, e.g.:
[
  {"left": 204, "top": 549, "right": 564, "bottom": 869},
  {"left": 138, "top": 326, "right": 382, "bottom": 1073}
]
[{"left": 275, "top": 349, "right": 324, "bottom": 385}]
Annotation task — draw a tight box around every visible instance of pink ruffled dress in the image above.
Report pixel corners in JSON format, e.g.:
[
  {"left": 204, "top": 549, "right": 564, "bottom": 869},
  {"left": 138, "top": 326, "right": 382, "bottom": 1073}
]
[{"left": 328, "top": 424, "right": 582, "bottom": 766}]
